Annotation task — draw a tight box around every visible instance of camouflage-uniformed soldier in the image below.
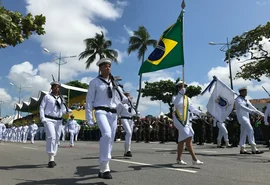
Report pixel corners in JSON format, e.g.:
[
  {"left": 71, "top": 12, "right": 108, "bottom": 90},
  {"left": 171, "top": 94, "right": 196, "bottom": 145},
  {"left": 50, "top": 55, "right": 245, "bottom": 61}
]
[
  {"left": 135, "top": 116, "right": 142, "bottom": 143},
  {"left": 144, "top": 117, "right": 151, "bottom": 143},
  {"left": 158, "top": 116, "right": 166, "bottom": 143}
]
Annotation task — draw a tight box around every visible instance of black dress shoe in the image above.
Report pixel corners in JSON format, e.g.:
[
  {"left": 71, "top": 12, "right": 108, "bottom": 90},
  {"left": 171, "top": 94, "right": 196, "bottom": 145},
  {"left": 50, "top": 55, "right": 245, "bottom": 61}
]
[
  {"left": 102, "top": 171, "right": 112, "bottom": 179},
  {"left": 124, "top": 151, "right": 132, "bottom": 157},
  {"left": 252, "top": 150, "right": 264, "bottom": 154},
  {"left": 98, "top": 172, "right": 103, "bottom": 178},
  {"left": 240, "top": 151, "right": 251, "bottom": 154},
  {"left": 217, "top": 146, "right": 224, "bottom": 148},
  {"left": 48, "top": 161, "right": 57, "bottom": 168}
]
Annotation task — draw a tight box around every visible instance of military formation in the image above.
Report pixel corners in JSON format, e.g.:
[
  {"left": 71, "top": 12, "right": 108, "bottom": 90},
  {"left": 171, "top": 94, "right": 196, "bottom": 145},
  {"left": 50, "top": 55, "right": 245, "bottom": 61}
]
[{"left": 1, "top": 58, "right": 270, "bottom": 181}]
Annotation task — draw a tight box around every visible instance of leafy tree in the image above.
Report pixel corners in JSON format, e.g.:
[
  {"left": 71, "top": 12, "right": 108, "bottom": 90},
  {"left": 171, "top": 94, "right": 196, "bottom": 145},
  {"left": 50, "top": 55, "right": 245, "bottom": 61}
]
[
  {"left": 141, "top": 78, "right": 202, "bottom": 116},
  {"left": 79, "top": 31, "right": 118, "bottom": 69},
  {"left": 0, "top": 4, "right": 46, "bottom": 48},
  {"left": 66, "top": 80, "right": 89, "bottom": 89},
  {"left": 127, "top": 26, "right": 157, "bottom": 110},
  {"left": 228, "top": 22, "right": 270, "bottom": 81}
]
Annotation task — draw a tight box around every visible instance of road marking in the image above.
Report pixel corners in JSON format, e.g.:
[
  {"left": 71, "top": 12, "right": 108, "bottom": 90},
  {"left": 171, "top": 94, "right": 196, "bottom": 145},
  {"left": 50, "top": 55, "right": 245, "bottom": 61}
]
[
  {"left": 152, "top": 148, "right": 174, "bottom": 150},
  {"left": 111, "top": 159, "right": 197, "bottom": 173},
  {"left": 22, "top": 147, "right": 39, "bottom": 150},
  {"left": 201, "top": 150, "right": 217, "bottom": 153}
]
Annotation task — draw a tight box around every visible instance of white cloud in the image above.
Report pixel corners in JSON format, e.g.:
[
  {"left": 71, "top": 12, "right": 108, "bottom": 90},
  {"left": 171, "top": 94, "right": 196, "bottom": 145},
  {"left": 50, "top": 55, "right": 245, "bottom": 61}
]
[
  {"left": 25, "top": 0, "right": 126, "bottom": 80},
  {"left": 123, "top": 25, "right": 133, "bottom": 36},
  {"left": 115, "top": 36, "right": 128, "bottom": 44},
  {"left": 80, "top": 77, "right": 94, "bottom": 85},
  {"left": 0, "top": 88, "right": 12, "bottom": 102},
  {"left": 115, "top": 49, "right": 128, "bottom": 63},
  {"left": 256, "top": 1, "right": 270, "bottom": 6},
  {"left": 8, "top": 62, "right": 51, "bottom": 96},
  {"left": 142, "top": 70, "right": 175, "bottom": 83}
]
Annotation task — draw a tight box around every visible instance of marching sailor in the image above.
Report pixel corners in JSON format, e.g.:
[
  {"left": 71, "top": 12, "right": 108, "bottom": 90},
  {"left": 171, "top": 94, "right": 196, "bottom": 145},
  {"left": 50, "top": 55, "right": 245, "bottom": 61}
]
[
  {"left": 117, "top": 91, "right": 137, "bottom": 157},
  {"left": 235, "top": 86, "right": 264, "bottom": 154},
  {"left": 40, "top": 81, "right": 72, "bottom": 168},
  {"left": 213, "top": 118, "right": 231, "bottom": 148},
  {"left": 67, "top": 114, "right": 77, "bottom": 147},
  {"left": 86, "top": 58, "right": 128, "bottom": 179},
  {"left": 173, "top": 80, "right": 204, "bottom": 165}
]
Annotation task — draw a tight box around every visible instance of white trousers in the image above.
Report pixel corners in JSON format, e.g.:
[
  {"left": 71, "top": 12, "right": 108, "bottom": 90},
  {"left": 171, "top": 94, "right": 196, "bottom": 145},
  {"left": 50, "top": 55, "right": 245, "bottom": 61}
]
[
  {"left": 239, "top": 121, "right": 256, "bottom": 147},
  {"left": 217, "top": 122, "right": 229, "bottom": 143},
  {"left": 30, "top": 131, "right": 37, "bottom": 143},
  {"left": 95, "top": 111, "right": 117, "bottom": 163},
  {"left": 74, "top": 130, "right": 79, "bottom": 141},
  {"left": 69, "top": 131, "right": 75, "bottom": 146},
  {"left": 22, "top": 131, "right": 28, "bottom": 143},
  {"left": 11, "top": 132, "right": 16, "bottom": 142},
  {"left": 61, "top": 128, "right": 66, "bottom": 141},
  {"left": 39, "top": 127, "right": 44, "bottom": 140},
  {"left": 121, "top": 118, "right": 134, "bottom": 152},
  {"left": 44, "top": 119, "right": 62, "bottom": 156}
]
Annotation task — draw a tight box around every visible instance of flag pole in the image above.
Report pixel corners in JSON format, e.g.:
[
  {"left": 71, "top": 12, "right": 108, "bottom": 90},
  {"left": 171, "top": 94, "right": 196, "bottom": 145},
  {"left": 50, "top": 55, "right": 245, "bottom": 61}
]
[{"left": 181, "top": 0, "right": 185, "bottom": 119}]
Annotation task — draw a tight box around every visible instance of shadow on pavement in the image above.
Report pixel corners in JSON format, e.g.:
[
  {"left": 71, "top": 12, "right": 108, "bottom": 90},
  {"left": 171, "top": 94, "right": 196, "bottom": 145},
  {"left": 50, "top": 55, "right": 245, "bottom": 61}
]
[
  {"left": 15, "top": 177, "right": 108, "bottom": 185},
  {"left": 0, "top": 164, "right": 47, "bottom": 170}
]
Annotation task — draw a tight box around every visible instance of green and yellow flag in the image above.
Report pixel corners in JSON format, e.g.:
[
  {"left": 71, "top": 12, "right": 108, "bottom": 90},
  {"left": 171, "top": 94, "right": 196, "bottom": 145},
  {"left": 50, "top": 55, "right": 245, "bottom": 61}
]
[{"left": 138, "top": 10, "right": 184, "bottom": 75}]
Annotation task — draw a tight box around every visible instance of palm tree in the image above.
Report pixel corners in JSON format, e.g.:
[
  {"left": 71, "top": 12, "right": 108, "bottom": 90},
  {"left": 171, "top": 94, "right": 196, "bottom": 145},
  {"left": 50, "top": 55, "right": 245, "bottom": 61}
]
[
  {"left": 79, "top": 31, "right": 118, "bottom": 69},
  {"left": 127, "top": 26, "right": 157, "bottom": 110}
]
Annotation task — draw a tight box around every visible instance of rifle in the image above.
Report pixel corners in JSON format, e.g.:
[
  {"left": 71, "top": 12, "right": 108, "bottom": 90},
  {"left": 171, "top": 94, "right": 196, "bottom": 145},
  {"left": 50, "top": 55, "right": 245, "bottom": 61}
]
[{"left": 262, "top": 86, "right": 270, "bottom": 97}]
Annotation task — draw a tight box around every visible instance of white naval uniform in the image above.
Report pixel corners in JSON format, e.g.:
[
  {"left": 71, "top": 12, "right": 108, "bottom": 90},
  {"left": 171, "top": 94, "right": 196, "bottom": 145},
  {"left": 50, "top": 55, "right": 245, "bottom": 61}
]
[
  {"left": 39, "top": 126, "right": 45, "bottom": 140},
  {"left": 86, "top": 76, "right": 128, "bottom": 173},
  {"left": 235, "top": 95, "right": 264, "bottom": 151},
  {"left": 22, "top": 125, "right": 29, "bottom": 143},
  {"left": 11, "top": 126, "right": 17, "bottom": 142},
  {"left": 172, "top": 89, "right": 202, "bottom": 142},
  {"left": 67, "top": 119, "right": 77, "bottom": 146},
  {"left": 61, "top": 123, "right": 67, "bottom": 141},
  {"left": 117, "top": 99, "right": 135, "bottom": 153},
  {"left": 40, "top": 93, "right": 71, "bottom": 160},
  {"left": 29, "top": 124, "right": 38, "bottom": 143},
  {"left": 74, "top": 123, "right": 81, "bottom": 142},
  {"left": 0, "top": 123, "right": 6, "bottom": 141},
  {"left": 264, "top": 103, "right": 270, "bottom": 125},
  {"left": 214, "top": 118, "right": 229, "bottom": 145},
  {"left": 17, "top": 126, "right": 23, "bottom": 142}
]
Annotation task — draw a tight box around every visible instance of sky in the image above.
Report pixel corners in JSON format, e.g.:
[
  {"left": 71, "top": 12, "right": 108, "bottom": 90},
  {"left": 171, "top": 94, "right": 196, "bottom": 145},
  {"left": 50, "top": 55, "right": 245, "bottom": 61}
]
[{"left": 0, "top": 0, "right": 270, "bottom": 118}]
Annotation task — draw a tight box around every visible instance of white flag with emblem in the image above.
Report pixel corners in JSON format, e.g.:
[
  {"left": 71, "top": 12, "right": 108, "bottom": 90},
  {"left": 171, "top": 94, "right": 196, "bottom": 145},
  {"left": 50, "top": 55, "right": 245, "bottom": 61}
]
[{"left": 206, "top": 77, "right": 235, "bottom": 123}]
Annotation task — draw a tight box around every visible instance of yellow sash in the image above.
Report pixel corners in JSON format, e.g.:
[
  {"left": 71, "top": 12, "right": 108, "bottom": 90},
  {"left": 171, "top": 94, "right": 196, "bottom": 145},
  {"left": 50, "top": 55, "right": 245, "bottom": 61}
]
[{"left": 174, "top": 95, "right": 189, "bottom": 126}]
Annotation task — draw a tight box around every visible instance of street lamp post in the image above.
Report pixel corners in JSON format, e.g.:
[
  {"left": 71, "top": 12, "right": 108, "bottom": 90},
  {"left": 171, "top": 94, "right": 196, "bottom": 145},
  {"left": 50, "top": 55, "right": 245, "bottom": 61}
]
[
  {"left": 209, "top": 37, "right": 234, "bottom": 90},
  {"left": 43, "top": 48, "right": 77, "bottom": 82},
  {"left": 9, "top": 83, "right": 31, "bottom": 118}
]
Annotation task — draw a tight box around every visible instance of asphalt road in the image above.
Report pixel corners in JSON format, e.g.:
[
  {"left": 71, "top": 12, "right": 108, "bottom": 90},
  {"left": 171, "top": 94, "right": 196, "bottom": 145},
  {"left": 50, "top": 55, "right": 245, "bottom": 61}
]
[{"left": 1, "top": 140, "right": 270, "bottom": 185}]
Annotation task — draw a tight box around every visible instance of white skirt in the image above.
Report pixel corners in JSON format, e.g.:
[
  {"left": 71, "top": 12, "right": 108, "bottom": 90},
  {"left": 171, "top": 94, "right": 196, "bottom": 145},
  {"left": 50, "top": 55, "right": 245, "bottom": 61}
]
[{"left": 173, "top": 116, "right": 194, "bottom": 142}]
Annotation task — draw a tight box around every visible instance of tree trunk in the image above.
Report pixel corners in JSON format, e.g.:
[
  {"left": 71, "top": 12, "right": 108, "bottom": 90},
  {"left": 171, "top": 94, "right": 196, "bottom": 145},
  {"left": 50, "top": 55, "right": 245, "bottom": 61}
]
[{"left": 135, "top": 54, "right": 145, "bottom": 111}]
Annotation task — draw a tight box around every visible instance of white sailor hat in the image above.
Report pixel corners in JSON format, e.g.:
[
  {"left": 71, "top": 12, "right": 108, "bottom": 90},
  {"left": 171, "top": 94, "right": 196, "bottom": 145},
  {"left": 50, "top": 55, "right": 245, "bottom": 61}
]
[
  {"left": 50, "top": 81, "right": 61, "bottom": 86},
  {"left": 176, "top": 80, "right": 188, "bottom": 87},
  {"left": 96, "top": 58, "right": 112, "bottom": 66},
  {"left": 238, "top": 86, "right": 247, "bottom": 91}
]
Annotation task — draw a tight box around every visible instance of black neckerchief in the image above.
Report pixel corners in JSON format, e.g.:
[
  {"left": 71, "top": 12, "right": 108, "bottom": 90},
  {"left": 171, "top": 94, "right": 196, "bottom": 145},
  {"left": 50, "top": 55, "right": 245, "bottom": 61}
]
[
  {"left": 239, "top": 95, "right": 249, "bottom": 107},
  {"left": 50, "top": 93, "right": 69, "bottom": 112},
  {"left": 98, "top": 76, "right": 113, "bottom": 98}
]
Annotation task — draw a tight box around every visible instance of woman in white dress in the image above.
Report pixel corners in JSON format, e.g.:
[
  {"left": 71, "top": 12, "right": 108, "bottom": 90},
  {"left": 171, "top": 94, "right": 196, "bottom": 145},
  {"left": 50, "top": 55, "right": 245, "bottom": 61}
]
[{"left": 172, "top": 81, "right": 204, "bottom": 165}]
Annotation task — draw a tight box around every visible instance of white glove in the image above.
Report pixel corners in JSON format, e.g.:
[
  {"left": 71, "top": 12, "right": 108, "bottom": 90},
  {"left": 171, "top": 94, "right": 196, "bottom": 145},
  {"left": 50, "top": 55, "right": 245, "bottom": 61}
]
[
  {"left": 179, "top": 88, "right": 186, "bottom": 95},
  {"left": 87, "top": 120, "right": 95, "bottom": 126},
  {"left": 265, "top": 122, "right": 269, "bottom": 126},
  {"left": 67, "top": 109, "right": 72, "bottom": 114}
]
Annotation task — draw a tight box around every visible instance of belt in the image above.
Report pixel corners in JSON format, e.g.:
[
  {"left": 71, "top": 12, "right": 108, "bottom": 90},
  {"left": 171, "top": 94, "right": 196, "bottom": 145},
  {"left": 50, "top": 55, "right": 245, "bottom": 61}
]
[
  {"left": 121, "top": 116, "right": 132, "bottom": 120},
  {"left": 45, "top": 115, "right": 62, "bottom": 120},
  {"left": 94, "top": 106, "right": 117, "bottom": 113}
]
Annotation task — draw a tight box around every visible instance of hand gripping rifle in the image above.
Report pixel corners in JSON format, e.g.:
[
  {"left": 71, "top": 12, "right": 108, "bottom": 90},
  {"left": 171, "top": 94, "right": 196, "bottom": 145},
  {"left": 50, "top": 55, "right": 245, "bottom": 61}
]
[{"left": 110, "top": 74, "right": 139, "bottom": 115}]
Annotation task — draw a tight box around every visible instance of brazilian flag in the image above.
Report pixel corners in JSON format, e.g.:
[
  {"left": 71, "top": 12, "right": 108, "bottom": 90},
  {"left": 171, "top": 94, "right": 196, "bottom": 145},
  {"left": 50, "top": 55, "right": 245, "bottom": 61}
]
[{"left": 138, "top": 10, "right": 184, "bottom": 75}]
